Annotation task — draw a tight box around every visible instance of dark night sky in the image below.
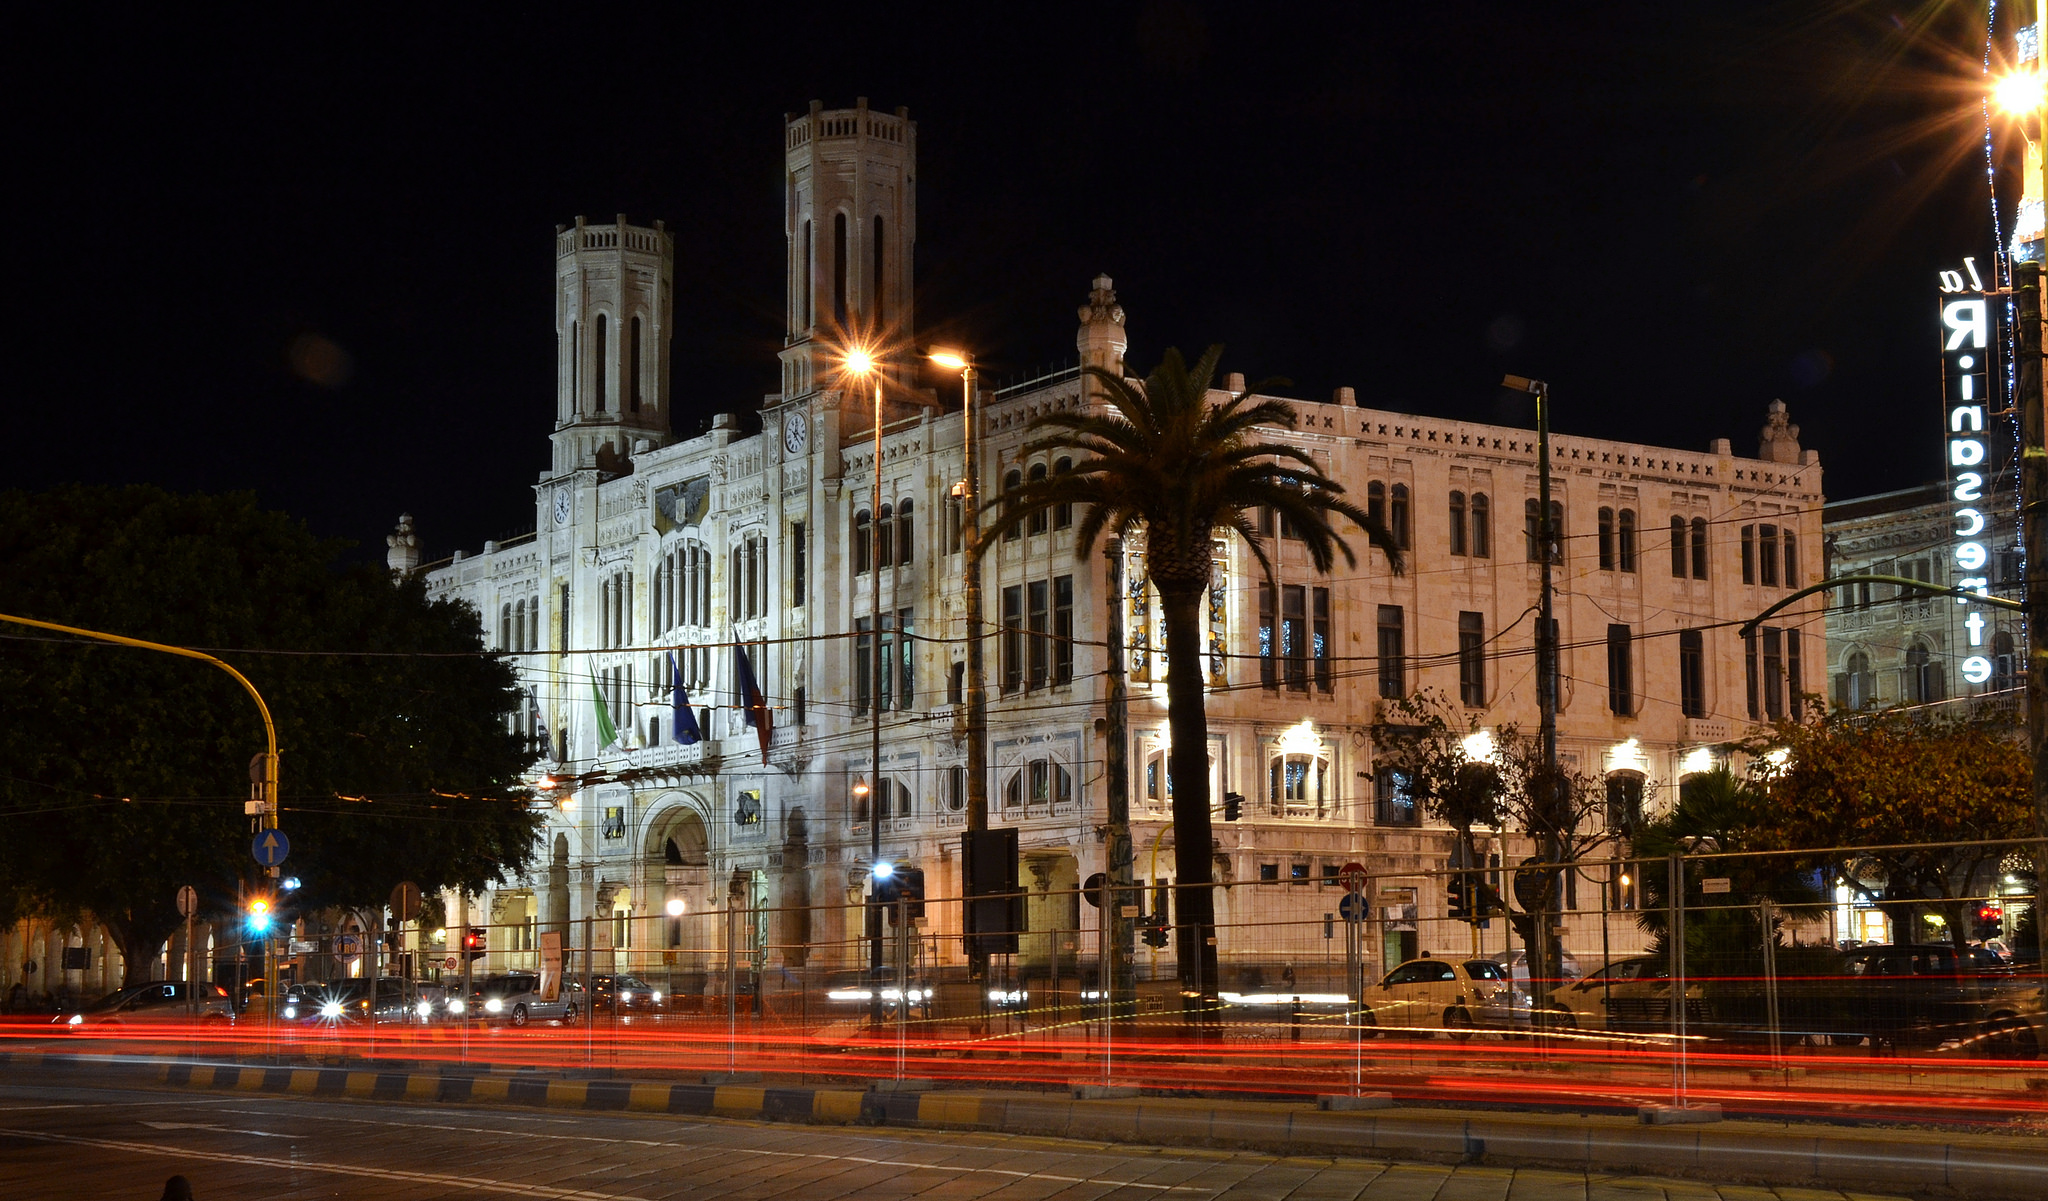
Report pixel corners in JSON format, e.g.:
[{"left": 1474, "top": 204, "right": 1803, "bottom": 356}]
[{"left": 11, "top": 2, "right": 2018, "bottom": 561}]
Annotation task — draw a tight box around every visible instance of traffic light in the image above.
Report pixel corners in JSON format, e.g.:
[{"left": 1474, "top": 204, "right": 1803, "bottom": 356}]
[
  {"left": 462, "top": 927, "right": 487, "bottom": 961},
  {"left": 873, "top": 864, "right": 925, "bottom": 924},
  {"left": 1446, "top": 873, "right": 1471, "bottom": 921},
  {"left": 1222, "top": 791, "right": 1243, "bottom": 822},
  {"left": 1142, "top": 882, "right": 1170, "bottom": 947},
  {"left": 246, "top": 897, "right": 273, "bottom": 935}
]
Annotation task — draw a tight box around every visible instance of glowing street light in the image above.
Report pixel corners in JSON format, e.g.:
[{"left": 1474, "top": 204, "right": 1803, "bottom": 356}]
[{"left": 1995, "top": 68, "right": 2043, "bottom": 117}]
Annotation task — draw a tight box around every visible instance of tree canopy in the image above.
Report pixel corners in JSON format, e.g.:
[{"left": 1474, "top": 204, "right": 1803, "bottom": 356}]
[
  {"left": 984, "top": 346, "right": 1401, "bottom": 997},
  {"left": 0, "top": 485, "right": 542, "bottom": 984}
]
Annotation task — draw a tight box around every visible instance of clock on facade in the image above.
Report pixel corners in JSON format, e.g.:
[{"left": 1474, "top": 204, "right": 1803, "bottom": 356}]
[
  {"left": 782, "top": 409, "right": 808, "bottom": 455},
  {"left": 552, "top": 488, "right": 571, "bottom": 526}
]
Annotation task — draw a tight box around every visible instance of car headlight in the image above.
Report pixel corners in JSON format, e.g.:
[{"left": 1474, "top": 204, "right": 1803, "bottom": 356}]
[
  {"left": 619, "top": 991, "right": 632, "bottom": 1004},
  {"left": 484, "top": 998, "right": 502, "bottom": 1013},
  {"left": 320, "top": 1001, "right": 343, "bottom": 1018},
  {"left": 446, "top": 998, "right": 465, "bottom": 1014},
  {"left": 415, "top": 1001, "right": 432, "bottom": 1017},
  {"left": 282, "top": 1007, "right": 297, "bottom": 1019},
  {"left": 650, "top": 991, "right": 662, "bottom": 1003},
  {"left": 67, "top": 1014, "right": 82, "bottom": 1026}
]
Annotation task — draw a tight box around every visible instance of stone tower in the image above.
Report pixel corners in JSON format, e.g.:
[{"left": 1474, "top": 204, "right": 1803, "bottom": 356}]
[
  {"left": 777, "top": 99, "right": 917, "bottom": 404},
  {"left": 551, "top": 215, "right": 675, "bottom": 476}
]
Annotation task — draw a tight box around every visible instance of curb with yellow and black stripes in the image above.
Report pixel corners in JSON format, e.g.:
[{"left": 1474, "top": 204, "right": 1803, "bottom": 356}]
[{"left": 5, "top": 1050, "right": 2044, "bottom": 1200}]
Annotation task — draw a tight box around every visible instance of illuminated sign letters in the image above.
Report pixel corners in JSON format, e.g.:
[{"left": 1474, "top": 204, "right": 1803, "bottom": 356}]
[{"left": 1939, "top": 257, "right": 1995, "bottom": 686}]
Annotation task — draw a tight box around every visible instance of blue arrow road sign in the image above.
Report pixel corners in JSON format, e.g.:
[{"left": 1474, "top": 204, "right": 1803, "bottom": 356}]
[
  {"left": 1338, "top": 892, "right": 1367, "bottom": 923},
  {"left": 252, "top": 830, "right": 290, "bottom": 868}
]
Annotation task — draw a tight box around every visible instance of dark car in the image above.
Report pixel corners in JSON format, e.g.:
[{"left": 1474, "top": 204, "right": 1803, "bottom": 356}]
[
  {"left": 279, "top": 978, "right": 433, "bottom": 1026},
  {"left": 61, "top": 982, "right": 234, "bottom": 1029},
  {"left": 1794, "top": 943, "right": 2040, "bottom": 1058},
  {"left": 585, "top": 974, "right": 666, "bottom": 1015}
]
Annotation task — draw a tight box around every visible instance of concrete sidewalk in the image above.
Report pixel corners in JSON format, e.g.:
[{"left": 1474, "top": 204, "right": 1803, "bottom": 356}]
[{"left": 3, "top": 1049, "right": 2042, "bottom": 1200}]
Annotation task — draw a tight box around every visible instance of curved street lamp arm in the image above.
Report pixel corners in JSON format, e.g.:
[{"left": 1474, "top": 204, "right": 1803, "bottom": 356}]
[
  {"left": 1738, "top": 575, "right": 2023, "bottom": 640},
  {"left": 0, "top": 611, "right": 279, "bottom": 829}
]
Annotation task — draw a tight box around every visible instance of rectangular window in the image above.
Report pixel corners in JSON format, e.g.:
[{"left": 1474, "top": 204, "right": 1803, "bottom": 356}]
[
  {"left": 1670, "top": 516, "right": 1687, "bottom": 578},
  {"left": 1759, "top": 524, "right": 1780, "bottom": 587},
  {"left": 1606, "top": 623, "right": 1633, "bottom": 716},
  {"left": 1374, "top": 768, "right": 1417, "bottom": 827},
  {"left": 1782, "top": 530, "right": 1798, "bottom": 588},
  {"left": 1471, "top": 494, "right": 1490, "bottom": 558},
  {"left": 1282, "top": 584, "right": 1307, "bottom": 690},
  {"left": 1762, "top": 626, "right": 1785, "bottom": 719},
  {"left": 1744, "top": 627, "right": 1760, "bottom": 720},
  {"left": 1312, "top": 586, "right": 1332, "bottom": 692},
  {"left": 898, "top": 607, "right": 914, "bottom": 710},
  {"left": 1053, "top": 575, "right": 1074, "bottom": 684},
  {"left": 1598, "top": 507, "right": 1615, "bottom": 570},
  {"left": 947, "top": 498, "right": 963, "bottom": 554},
  {"left": 1618, "top": 510, "right": 1636, "bottom": 572},
  {"left": 1001, "top": 585, "right": 1023, "bottom": 692},
  {"left": 1458, "top": 611, "right": 1486, "bottom": 706},
  {"left": 1690, "top": 518, "right": 1709, "bottom": 580},
  {"left": 1679, "top": 629, "right": 1705, "bottom": 718},
  {"left": 1449, "top": 491, "right": 1467, "bottom": 556},
  {"left": 1376, "top": 605, "right": 1405, "bottom": 699},
  {"left": 1786, "top": 626, "right": 1802, "bottom": 720},
  {"left": 854, "top": 617, "right": 872, "bottom": 714},
  {"left": 948, "top": 660, "right": 964, "bottom": 706},
  {"left": 1027, "top": 580, "right": 1049, "bottom": 688},
  {"left": 876, "top": 615, "right": 893, "bottom": 712},
  {"left": 1741, "top": 524, "right": 1755, "bottom": 584},
  {"left": 1258, "top": 585, "right": 1277, "bottom": 689},
  {"left": 791, "top": 522, "right": 806, "bottom": 607}
]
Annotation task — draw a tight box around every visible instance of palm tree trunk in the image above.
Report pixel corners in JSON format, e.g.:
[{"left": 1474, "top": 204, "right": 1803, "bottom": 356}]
[{"left": 1158, "top": 585, "right": 1220, "bottom": 1003}]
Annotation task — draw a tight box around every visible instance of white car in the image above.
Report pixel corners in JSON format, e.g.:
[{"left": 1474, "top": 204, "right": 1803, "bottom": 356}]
[
  {"left": 1358, "top": 956, "right": 1529, "bottom": 1038},
  {"left": 1542, "top": 955, "right": 1702, "bottom": 1032}
]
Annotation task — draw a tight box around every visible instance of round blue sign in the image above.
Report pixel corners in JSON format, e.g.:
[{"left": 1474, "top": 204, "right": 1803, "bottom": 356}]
[{"left": 252, "top": 829, "right": 291, "bottom": 867}]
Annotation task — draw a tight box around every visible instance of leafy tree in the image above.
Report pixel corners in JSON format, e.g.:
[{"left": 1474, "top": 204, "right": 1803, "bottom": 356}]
[
  {"left": 1376, "top": 690, "right": 1608, "bottom": 999},
  {"left": 985, "top": 346, "right": 1401, "bottom": 998},
  {"left": 1746, "top": 711, "right": 2032, "bottom": 948},
  {"left": 0, "top": 485, "right": 542, "bottom": 986}
]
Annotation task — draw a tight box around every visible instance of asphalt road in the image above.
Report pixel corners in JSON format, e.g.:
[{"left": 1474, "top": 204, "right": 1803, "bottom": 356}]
[{"left": 0, "top": 1078, "right": 1912, "bottom": 1201}]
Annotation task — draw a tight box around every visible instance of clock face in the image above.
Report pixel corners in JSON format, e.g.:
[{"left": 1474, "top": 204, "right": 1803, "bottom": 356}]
[
  {"left": 783, "top": 410, "right": 808, "bottom": 455},
  {"left": 552, "top": 489, "right": 571, "bottom": 526}
]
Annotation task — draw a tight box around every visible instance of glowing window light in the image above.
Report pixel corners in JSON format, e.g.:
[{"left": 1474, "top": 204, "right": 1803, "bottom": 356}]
[
  {"left": 1277, "top": 718, "right": 1323, "bottom": 757},
  {"left": 1679, "top": 746, "right": 1717, "bottom": 777},
  {"left": 1459, "top": 728, "right": 1496, "bottom": 762}
]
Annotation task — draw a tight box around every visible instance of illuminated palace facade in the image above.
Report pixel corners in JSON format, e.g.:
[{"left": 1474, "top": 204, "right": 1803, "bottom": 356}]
[{"left": 410, "top": 101, "right": 1826, "bottom": 992}]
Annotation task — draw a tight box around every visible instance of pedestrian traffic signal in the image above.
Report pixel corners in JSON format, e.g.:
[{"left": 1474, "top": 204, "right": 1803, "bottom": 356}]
[
  {"left": 462, "top": 927, "right": 487, "bottom": 961},
  {"left": 1222, "top": 791, "right": 1243, "bottom": 822}
]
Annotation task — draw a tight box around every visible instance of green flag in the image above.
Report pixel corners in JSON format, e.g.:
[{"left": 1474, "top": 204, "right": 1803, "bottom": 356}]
[{"left": 589, "top": 660, "right": 619, "bottom": 749}]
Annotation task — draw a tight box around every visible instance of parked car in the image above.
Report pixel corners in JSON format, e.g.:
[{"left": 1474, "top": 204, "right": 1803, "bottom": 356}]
[
  {"left": 1814, "top": 943, "right": 2041, "bottom": 1058},
  {"left": 1486, "top": 947, "right": 1582, "bottom": 987},
  {"left": 1542, "top": 955, "right": 1705, "bottom": 1032},
  {"left": 1358, "top": 955, "right": 1529, "bottom": 1038},
  {"left": 471, "top": 973, "right": 585, "bottom": 1026},
  {"left": 279, "top": 978, "right": 434, "bottom": 1026},
  {"left": 585, "top": 974, "right": 666, "bottom": 1015},
  {"left": 61, "top": 982, "right": 234, "bottom": 1029},
  {"left": 821, "top": 968, "right": 930, "bottom": 1019}
]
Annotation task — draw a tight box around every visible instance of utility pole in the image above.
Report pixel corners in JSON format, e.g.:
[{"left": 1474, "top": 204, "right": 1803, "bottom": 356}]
[
  {"left": 1503, "top": 374, "right": 1561, "bottom": 999},
  {"left": 1103, "top": 538, "right": 1133, "bottom": 1006},
  {"left": 2019, "top": 260, "right": 2048, "bottom": 976}
]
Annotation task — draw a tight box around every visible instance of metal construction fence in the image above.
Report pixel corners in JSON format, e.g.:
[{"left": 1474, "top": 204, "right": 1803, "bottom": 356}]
[{"left": 35, "top": 837, "right": 2048, "bottom": 1122}]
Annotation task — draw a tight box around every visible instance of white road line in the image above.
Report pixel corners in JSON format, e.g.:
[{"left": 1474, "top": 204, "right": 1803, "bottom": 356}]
[
  {"left": 0, "top": 1126, "right": 655, "bottom": 1201},
  {"left": 210, "top": 1104, "right": 1221, "bottom": 1192}
]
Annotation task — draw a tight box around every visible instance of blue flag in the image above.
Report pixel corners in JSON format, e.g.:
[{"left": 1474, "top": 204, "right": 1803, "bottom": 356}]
[
  {"left": 670, "top": 652, "right": 700, "bottom": 745},
  {"left": 734, "top": 645, "right": 772, "bottom": 764}
]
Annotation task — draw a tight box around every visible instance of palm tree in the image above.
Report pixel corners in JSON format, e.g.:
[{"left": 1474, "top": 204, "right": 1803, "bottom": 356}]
[{"left": 982, "top": 345, "right": 1402, "bottom": 999}]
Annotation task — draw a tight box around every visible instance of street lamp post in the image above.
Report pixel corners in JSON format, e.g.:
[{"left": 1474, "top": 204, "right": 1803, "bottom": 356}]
[
  {"left": 930, "top": 348, "right": 992, "bottom": 982},
  {"left": 844, "top": 350, "right": 886, "bottom": 990},
  {"left": 1501, "top": 374, "right": 1562, "bottom": 1000}
]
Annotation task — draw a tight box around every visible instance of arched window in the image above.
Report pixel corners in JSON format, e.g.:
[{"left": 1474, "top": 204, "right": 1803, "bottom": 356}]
[
  {"left": 876, "top": 503, "right": 894, "bottom": 569},
  {"left": 1903, "top": 640, "right": 1943, "bottom": 705},
  {"left": 1448, "top": 491, "right": 1467, "bottom": 556},
  {"left": 1690, "top": 517, "right": 1709, "bottom": 579},
  {"left": 1053, "top": 457, "right": 1073, "bottom": 529},
  {"left": 1389, "top": 484, "right": 1411, "bottom": 549},
  {"left": 1267, "top": 750, "right": 1331, "bottom": 819},
  {"left": 1597, "top": 507, "right": 1615, "bottom": 570},
  {"left": 568, "top": 320, "right": 580, "bottom": 415},
  {"left": 853, "top": 509, "right": 872, "bottom": 574},
  {"left": 1617, "top": 509, "right": 1637, "bottom": 572},
  {"left": 1782, "top": 529, "right": 1798, "bottom": 586},
  {"left": 593, "top": 313, "right": 609, "bottom": 412},
  {"left": 852, "top": 777, "right": 870, "bottom": 824},
  {"left": 1002, "top": 469, "right": 1023, "bottom": 541},
  {"left": 799, "top": 219, "right": 813, "bottom": 332},
  {"left": 896, "top": 498, "right": 914, "bottom": 565},
  {"left": 500, "top": 603, "right": 512, "bottom": 650},
  {"left": 1470, "top": 493, "right": 1490, "bottom": 558},
  {"left": 876, "top": 777, "right": 893, "bottom": 821},
  {"left": 1837, "top": 648, "right": 1876, "bottom": 708},
  {"left": 1670, "top": 515, "right": 1687, "bottom": 578},
  {"left": 1027, "top": 463, "right": 1049, "bottom": 535},
  {"left": 894, "top": 778, "right": 914, "bottom": 819},
  {"left": 629, "top": 315, "right": 644, "bottom": 413}
]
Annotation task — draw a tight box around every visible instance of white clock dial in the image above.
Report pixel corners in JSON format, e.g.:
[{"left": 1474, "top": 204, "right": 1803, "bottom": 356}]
[
  {"left": 783, "top": 410, "right": 808, "bottom": 455},
  {"left": 553, "top": 489, "right": 571, "bottom": 526}
]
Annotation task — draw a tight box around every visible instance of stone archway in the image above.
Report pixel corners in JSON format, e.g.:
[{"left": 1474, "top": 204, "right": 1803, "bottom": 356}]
[{"left": 642, "top": 797, "right": 713, "bottom": 1002}]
